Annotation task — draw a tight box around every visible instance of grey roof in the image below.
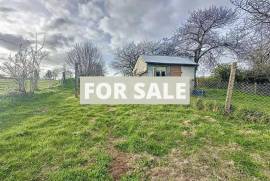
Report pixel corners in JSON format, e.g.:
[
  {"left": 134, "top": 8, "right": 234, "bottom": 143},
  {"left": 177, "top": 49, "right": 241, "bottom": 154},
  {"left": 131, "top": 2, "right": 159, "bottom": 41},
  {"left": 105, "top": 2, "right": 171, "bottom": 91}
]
[{"left": 141, "top": 55, "right": 198, "bottom": 66}]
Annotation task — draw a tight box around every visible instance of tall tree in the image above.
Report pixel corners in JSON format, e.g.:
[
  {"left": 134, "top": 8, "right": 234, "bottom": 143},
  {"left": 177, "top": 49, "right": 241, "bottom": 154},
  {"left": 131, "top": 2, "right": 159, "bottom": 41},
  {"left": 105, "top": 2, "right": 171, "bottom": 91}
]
[
  {"left": 173, "top": 6, "right": 236, "bottom": 85},
  {"left": 66, "top": 41, "right": 105, "bottom": 76}
]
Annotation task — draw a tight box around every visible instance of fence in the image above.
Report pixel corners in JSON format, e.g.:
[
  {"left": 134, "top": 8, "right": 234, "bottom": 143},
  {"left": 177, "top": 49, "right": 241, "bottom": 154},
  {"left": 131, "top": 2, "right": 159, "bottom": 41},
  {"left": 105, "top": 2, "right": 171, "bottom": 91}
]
[
  {"left": 0, "top": 78, "right": 59, "bottom": 95},
  {"left": 1, "top": 67, "right": 269, "bottom": 116},
  {"left": 196, "top": 78, "right": 270, "bottom": 115}
]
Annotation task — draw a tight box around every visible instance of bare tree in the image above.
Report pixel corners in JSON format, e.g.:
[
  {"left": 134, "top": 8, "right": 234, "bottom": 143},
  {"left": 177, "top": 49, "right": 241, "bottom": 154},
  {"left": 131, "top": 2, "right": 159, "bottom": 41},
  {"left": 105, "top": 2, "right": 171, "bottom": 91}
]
[
  {"left": 65, "top": 70, "right": 73, "bottom": 78},
  {"left": 113, "top": 42, "right": 143, "bottom": 76},
  {"left": 52, "top": 68, "right": 60, "bottom": 80},
  {"left": 112, "top": 41, "right": 168, "bottom": 76},
  {"left": 227, "top": 0, "right": 270, "bottom": 81},
  {"left": 240, "top": 29, "right": 270, "bottom": 81},
  {"left": 173, "top": 6, "right": 236, "bottom": 85},
  {"left": 44, "top": 70, "right": 53, "bottom": 80},
  {"left": 231, "top": 0, "right": 270, "bottom": 25},
  {"left": 0, "top": 45, "right": 32, "bottom": 94},
  {"left": 28, "top": 33, "right": 48, "bottom": 93},
  {"left": 66, "top": 41, "right": 105, "bottom": 76},
  {"left": 44, "top": 70, "right": 53, "bottom": 88}
]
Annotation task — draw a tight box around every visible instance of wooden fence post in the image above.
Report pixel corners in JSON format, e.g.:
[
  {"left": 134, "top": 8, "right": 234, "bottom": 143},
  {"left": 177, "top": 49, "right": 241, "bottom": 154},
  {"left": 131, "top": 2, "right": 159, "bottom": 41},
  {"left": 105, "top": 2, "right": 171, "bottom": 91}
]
[
  {"left": 62, "top": 71, "right": 66, "bottom": 86},
  {"left": 254, "top": 82, "right": 257, "bottom": 94},
  {"left": 225, "top": 62, "right": 237, "bottom": 114},
  {"left": 75, "top": 63, "right": 79, "bottom": 98}
]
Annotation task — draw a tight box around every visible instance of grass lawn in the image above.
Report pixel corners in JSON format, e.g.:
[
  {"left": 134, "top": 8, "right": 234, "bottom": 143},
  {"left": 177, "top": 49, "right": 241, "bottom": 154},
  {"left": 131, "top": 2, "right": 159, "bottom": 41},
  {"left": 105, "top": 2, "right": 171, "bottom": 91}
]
[
  {"left": 0, "top": 84, "right": 269, "bottom": 180},
  {"left": 0, "top": 79, "right": 59, "bottom": 95}
]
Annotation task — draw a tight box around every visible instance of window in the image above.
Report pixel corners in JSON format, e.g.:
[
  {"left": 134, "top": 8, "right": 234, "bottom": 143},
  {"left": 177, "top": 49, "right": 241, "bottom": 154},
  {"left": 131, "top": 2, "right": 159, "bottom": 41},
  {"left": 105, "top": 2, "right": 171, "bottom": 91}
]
[
  {"left": 161, "top": 71, "right": 166, "bottom": 77},
  {"left": 154, "top": 67, "right": 166, "bottom": 77}
]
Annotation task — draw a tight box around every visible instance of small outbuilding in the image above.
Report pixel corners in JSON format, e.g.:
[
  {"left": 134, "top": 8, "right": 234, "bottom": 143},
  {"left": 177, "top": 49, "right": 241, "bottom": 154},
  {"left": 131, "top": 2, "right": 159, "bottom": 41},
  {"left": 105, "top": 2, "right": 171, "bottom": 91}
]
[{"left": 133, "top": 55, "right": 198, "bottom": 79}]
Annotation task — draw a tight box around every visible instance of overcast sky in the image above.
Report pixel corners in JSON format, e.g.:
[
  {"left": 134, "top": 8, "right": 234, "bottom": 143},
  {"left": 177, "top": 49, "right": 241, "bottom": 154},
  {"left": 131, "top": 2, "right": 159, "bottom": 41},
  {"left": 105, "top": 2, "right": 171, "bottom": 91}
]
[{"left": 0, "top": 0, "right": 231, "bottom": 75}]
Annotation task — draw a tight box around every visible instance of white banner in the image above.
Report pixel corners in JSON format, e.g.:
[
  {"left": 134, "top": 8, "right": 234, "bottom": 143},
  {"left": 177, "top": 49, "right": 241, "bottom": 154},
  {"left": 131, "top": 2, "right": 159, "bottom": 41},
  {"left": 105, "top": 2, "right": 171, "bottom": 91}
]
[{"left": 80, "top": 77, "right": 190, "bottom": 104}]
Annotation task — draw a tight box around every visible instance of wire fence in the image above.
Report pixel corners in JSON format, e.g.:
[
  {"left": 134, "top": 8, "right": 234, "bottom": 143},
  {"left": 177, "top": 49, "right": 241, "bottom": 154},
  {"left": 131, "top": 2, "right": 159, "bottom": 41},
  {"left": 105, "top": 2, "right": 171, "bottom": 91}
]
[
  {"left": 0, "top": 78, "right": 60, "bottom": 95},
  {"left": 1, "top": 73, "right": 269, "bottom": 118},
  {"left": 195, "top": 79, "right": 270, "bottom": 115}
]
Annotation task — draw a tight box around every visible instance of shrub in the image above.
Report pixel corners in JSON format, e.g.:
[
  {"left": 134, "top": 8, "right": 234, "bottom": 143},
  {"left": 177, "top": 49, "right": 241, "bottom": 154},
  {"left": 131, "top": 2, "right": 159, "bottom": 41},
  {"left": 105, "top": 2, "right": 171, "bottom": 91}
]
[
  {"left": 195, "top": 98, "right": 204, "bottom": 110},
  {"left": 237, "top": 109, "right": 270, "bottom": 124}
]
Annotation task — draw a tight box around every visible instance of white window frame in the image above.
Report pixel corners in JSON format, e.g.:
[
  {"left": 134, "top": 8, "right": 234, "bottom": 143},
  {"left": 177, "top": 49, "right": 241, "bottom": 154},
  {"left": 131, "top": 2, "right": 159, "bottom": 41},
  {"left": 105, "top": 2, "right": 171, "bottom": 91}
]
[{"left": 153, "top": 66, "right": 167, "bottom": 77}]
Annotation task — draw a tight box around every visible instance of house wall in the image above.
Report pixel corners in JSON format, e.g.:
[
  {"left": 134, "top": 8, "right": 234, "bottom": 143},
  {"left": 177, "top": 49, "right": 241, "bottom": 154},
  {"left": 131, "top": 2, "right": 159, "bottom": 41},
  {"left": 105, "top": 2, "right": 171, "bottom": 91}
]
[
  {"left": 133, "top": 57, "right": 147, "bottom": 76},
  {"left": 146, "top": 64, "right": 195, "bottom": 89},
  {"left": 181, "top": 66, "right": 195, "bottom": 79},
  {"left": 146, "top": 64, "right": 194, "bottom": 79},
  {"left": 147, "top": 64, "right": 154, "bottom": 76},
  {"left": 181, "top": 66, "right": 195, "bottom": 89}
]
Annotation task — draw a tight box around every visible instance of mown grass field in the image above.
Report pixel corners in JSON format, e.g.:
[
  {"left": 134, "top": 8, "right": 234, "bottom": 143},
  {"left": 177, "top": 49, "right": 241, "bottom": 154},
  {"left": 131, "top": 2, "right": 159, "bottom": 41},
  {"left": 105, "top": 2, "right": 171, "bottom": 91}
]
[
  {"left": 0, "top": 79, "right": 59, "bottom": 95},
  {"left": 0, "top": 82, "right": 269, "bottom": 180}
]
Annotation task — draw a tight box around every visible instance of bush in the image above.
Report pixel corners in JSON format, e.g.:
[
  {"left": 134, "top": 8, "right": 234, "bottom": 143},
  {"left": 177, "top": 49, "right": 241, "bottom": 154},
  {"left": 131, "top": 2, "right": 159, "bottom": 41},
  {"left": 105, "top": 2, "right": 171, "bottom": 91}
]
[
  {"left": 195, "top": 98, "right": 204, "bottom": 110},
  {"left": 237, "top": 109, "right": 270, "bottom": 124}
]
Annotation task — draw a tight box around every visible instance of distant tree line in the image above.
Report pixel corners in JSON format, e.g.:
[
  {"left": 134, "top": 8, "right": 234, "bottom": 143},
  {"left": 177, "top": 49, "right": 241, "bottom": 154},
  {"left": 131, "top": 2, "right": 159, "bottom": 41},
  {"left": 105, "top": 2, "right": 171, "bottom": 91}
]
[{"left": 213, "top": 64, "right": 270, "bottom": 83}]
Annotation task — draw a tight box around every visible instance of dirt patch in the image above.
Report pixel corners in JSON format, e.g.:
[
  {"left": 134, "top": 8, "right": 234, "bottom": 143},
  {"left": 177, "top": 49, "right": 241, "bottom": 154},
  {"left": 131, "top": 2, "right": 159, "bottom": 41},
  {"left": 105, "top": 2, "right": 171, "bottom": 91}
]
[
  {"left": 146, "top": 146, "right": 249, "bottom": 180},
  {"left": 109, "top": 151, "right": 132, "bottom": 180},
  {"left": 107, "top": 138, "right": 135, "bottom": 180}
]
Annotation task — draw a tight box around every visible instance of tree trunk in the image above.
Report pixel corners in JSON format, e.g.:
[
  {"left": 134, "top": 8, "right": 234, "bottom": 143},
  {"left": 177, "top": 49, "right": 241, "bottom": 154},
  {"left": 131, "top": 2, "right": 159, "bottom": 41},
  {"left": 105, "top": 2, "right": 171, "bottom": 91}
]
[
  {"left": 30, "top": 75, "right": 34, "bottom": 94},
  {"left": 33, "top": 70, "right": 39, "bottom": 90},
  {"left": 75, "top": 63, "right": 79, "bottom": 98},
  {"left": 193, "top": 54, "right": 199, "bottom": 88},
  {"left": 194, "top": 66, "right": 198, "bottom": 88},
  {"left": 18, "top": 80, "right": 26, "bottom": 95}
]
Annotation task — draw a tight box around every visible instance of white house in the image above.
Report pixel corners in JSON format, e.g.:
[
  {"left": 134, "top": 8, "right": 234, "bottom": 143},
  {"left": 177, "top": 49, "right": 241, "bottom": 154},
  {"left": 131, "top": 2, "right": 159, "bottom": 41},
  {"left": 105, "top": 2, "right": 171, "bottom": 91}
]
[{"left": 133, "top": 55, "right": 197, "bottom": 81}]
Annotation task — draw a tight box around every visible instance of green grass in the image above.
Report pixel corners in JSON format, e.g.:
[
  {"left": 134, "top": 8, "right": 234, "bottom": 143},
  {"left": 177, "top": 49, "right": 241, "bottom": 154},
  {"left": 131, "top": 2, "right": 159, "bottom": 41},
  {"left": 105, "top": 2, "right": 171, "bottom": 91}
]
[
  {"left": 0, "top": 84, "right": 269, "bottom": 180},
  {"left": 0, "top": 79, "right": 59, "bottom": 95}
]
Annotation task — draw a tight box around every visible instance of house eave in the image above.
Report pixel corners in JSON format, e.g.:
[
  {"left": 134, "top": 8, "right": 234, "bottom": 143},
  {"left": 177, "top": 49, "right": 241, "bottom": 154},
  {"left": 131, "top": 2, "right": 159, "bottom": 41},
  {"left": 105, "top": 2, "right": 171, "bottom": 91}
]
[{"left": 146, "top": 62, "right": 198, "bottom": 66}]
